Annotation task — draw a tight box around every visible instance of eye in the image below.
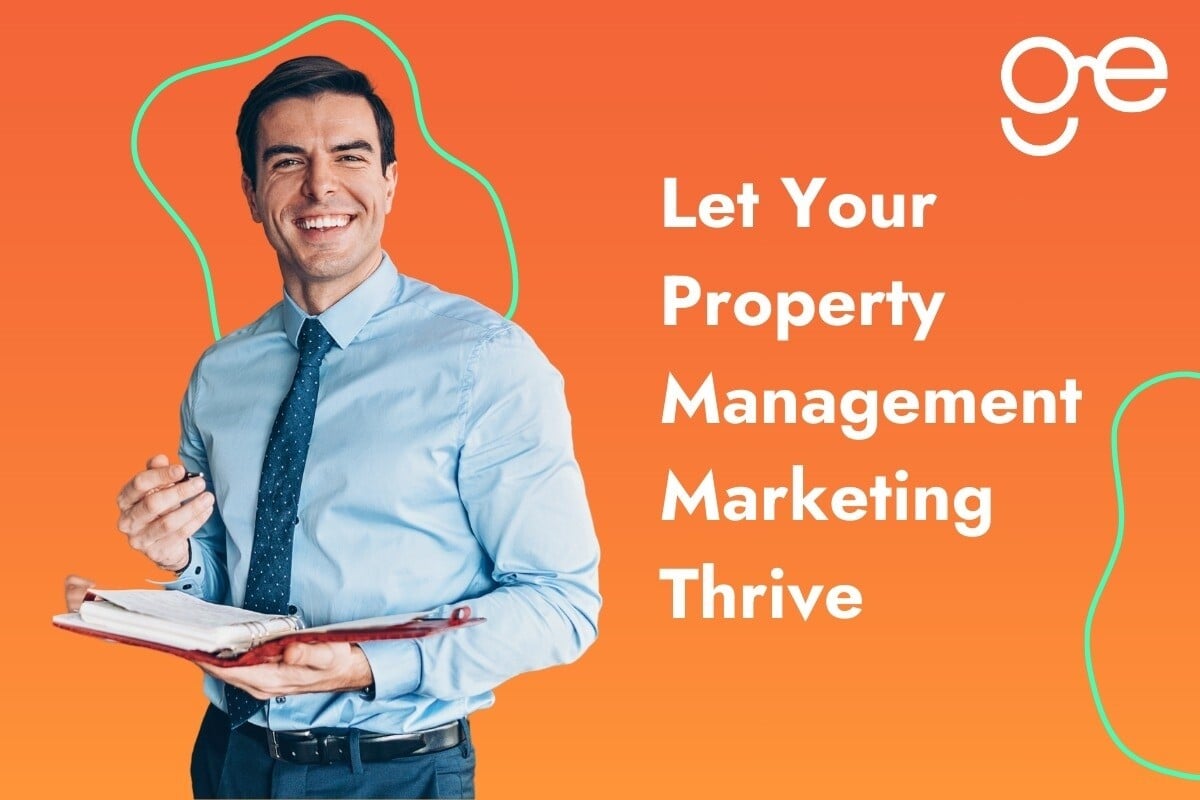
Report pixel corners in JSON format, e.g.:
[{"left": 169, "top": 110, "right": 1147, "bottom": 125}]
[
  {"left": 338, "top": 154, "right": 367, "bottom": 163},
  {"left": 271, "top": 158, "right": 302, "bottom": 170}
]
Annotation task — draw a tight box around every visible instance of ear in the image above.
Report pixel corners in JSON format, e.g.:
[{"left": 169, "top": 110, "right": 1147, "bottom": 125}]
[
  {"left": 383, "top": 161, "right": 398, "bottom": 214},
  {"left": 241, "top": 173, "right": 262, "bottom": 223}
]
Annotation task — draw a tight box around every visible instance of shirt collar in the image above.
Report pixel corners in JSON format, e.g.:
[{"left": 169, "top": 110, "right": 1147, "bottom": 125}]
[{"left": 282, "top": 253, "right": 399, "bottom": 350}]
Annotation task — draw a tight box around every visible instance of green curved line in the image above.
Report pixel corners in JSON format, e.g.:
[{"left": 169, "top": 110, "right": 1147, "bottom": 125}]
[
  {"left": 1085, "top": 369, "right": 1200, "bottom": 781},
  {"left": 131, "top": 13, "right": 521, "bottom": 340}
]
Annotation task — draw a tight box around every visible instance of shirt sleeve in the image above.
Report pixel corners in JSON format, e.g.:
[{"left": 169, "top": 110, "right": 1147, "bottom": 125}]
[
  {"left": 160, "top": 359, "right": 229, "bottom": 604},
  {"left": 356, "top": 639, "right": 422, "bottom": 699},
  {"left": 385, "top": 323, "right": 602, "bottom": 701}
]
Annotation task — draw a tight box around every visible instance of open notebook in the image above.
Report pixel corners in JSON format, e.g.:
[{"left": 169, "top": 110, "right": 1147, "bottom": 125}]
[{"left": 54, "top": 589, "right": 479, "bottom": 666}]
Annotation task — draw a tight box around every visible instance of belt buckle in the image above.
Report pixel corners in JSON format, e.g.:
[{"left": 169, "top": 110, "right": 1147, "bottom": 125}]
[{"left": 316, "top": 733, "right": 346, "bottom": 765}]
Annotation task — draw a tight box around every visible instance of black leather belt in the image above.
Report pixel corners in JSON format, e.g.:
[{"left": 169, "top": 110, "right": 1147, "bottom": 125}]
[{"left": 240, "top": 720, "right": 464, "bottom": 765}]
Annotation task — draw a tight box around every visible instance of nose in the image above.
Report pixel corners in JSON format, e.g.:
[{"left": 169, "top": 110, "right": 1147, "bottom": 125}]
[{"left": 302, "top": 157, "right": 338, "bottom": 199}]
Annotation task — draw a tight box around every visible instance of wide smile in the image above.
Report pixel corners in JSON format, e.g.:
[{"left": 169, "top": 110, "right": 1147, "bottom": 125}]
[
  {"left": 295, "top": 213, "right": 354, "bottom": 230},
  {"left": 293, "top": 213, "right": 357, "bottom": 238}
]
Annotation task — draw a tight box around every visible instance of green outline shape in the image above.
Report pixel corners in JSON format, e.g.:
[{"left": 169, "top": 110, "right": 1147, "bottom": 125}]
[
  {"left": 1085, "top": 369, "right": 1200, "bottom": 781},
  {"left": 131, "top": 13, "right": 520, "bottom": 340}
]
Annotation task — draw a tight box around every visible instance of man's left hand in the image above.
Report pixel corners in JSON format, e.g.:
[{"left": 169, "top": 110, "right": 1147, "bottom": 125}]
[{"left": 202, "top": 642, "right": 374, "bottom": 700}]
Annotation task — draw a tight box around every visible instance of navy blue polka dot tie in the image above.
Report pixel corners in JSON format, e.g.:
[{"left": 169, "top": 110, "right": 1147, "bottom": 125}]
[{"left": 226, "top": 317, "right": 336, "bottom": 726}]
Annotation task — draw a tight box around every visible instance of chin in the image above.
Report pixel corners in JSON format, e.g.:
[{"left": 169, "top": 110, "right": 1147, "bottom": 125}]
[{"left": 295, "top": 255, "right": 357, "bottom": 279}]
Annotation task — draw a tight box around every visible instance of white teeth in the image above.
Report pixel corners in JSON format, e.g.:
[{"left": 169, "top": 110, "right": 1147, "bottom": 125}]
[{"left": 297, "top": 215, "right": 351, "bottom": 230}]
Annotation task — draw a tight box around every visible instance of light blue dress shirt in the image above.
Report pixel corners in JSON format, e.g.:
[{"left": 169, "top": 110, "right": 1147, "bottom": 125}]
[{"left": 164, "top": 255, "right": 601, "bottom": 733}]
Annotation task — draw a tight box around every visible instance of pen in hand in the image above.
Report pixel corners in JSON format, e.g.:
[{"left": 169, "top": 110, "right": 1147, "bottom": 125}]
[{"left": 148, "top": 471, "right": 204, "bottom": 495}]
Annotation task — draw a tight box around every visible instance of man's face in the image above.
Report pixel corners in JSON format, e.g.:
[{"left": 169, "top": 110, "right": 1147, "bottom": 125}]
[{"left": 242, "top": 92, "right": 397, "bottom": 299}]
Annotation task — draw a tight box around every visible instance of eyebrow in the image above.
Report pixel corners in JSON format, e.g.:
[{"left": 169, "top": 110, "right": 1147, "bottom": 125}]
[
  {"left": 261, "top": 140, "right": 376, "bottom": 163},
  {"left": 261, "top": 144, "right": 305, "bottom": 163},
  {"left": 333, "top": 139, "right": 375, "bottom": 154}
]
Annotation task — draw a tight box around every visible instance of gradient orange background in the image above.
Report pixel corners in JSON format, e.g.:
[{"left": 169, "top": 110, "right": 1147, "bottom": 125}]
[{"left": 3, "top": 1, "right": 1198, "bottom": 796}]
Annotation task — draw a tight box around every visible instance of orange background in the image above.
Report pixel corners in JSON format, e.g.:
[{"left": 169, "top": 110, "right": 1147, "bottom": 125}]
[{"left": 2, "top": 1, "right": 1198, "bottom": 796}]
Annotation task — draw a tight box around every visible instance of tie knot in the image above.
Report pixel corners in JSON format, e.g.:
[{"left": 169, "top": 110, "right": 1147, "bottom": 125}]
[{"left": 298, "top": 318, "right": 335, "bottom": 366}]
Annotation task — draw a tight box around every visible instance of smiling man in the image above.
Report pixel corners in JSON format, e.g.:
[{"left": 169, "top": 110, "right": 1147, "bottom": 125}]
[{"left": 111, "top": 56, "right": 601, "bottom": 799}]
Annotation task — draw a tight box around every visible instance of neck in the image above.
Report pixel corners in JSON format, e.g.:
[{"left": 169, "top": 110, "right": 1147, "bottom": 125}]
[{"left": 283, "top": 251, "right": 383, "bottom": 315}]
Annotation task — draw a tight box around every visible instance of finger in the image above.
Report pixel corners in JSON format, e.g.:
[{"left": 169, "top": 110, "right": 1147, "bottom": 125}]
[
  {"left": 127, "top": 491, "right": 213, "bottom": 557},
  {"left": 64, "top": 574, "right": 96, "bottom": 612},
  {"left": 132, "top": 492, "right": 214, "bottom": 556},
  {"left": 145, "top": 454, "right": 170, "bottom": 470},
  {"left": 116, "top": 463, "right": 187, "bottom": 512},
  {"left": 122, "top": 476, "right": 207, "bottom": 529},
  {"left": 282, "top": 642, "right": 336, "bottom": 669}
]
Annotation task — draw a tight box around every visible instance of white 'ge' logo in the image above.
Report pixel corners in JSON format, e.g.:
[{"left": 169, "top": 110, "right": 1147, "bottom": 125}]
[{"left": 1000, "top": 36, "right": 1167, "bottom": 157}]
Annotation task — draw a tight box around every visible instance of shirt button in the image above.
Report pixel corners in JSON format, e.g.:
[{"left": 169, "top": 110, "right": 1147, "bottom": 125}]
[
  {"left": 287, "top": 605, "right": 297, "bottom": 615},
  {"left": 275, "top": 697, "right": 286, "bottom": 704}
]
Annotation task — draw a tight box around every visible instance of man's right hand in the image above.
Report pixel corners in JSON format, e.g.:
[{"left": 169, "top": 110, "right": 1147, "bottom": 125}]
[{"left": 115, "top": 454, "right": 214, "bottom": 573}]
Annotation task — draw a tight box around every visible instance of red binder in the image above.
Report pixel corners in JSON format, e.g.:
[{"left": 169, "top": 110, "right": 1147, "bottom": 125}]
[{"left": 54, "top": 597, "right": 480, "bottom": 667}]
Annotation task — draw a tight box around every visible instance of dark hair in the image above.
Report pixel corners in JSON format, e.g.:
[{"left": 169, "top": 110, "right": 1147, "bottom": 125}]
[{"left": 237, "top": 55, "right": 396, "bottom": 188}]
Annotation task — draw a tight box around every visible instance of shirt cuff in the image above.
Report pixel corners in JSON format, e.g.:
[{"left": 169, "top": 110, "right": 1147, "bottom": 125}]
[
  {"left": 159, "top": 541, "right": 205, "bottom": 596},
  {"left": 355, "top": 640, "right": 422, "bottom": 700}
]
